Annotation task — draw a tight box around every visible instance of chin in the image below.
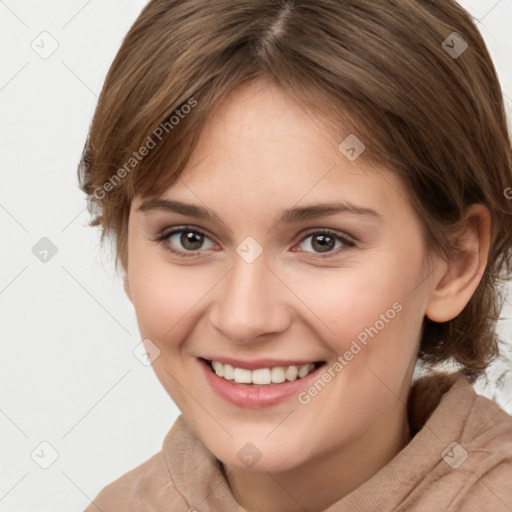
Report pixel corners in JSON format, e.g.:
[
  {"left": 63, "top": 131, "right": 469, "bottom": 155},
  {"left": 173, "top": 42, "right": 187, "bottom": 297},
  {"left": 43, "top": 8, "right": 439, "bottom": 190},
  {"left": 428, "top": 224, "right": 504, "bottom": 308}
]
[{"left": 211, "top": 436, "right": 312, "bottom": 474}]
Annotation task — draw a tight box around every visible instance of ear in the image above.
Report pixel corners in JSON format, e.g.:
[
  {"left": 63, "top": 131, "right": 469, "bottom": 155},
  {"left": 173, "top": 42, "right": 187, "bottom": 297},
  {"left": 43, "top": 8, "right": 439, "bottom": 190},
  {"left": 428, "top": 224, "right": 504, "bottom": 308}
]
[
  {"left": 425, "top": 204, "right": 491, "bottom": 323},
  {"left": 123, "top": 272, "right": 132, "bottom": 303}
]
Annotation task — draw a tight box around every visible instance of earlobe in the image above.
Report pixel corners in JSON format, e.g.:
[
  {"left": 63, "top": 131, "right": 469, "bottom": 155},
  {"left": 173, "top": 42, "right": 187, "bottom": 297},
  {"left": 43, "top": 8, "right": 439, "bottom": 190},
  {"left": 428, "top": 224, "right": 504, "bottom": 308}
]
[{"left": 425, "top": 204, "right": 491, "bottom": 323}]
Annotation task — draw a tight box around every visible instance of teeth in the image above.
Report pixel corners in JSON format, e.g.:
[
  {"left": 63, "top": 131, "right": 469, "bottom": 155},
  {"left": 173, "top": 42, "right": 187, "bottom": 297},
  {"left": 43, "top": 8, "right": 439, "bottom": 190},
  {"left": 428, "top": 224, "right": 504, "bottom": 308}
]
[
  {"left": 298, "top": 364, "right": 311, "bottom": 378},
  {"left": 271, "top": 367, "right": 286, "bottom": 383},
  {"left": 233, "top": 368, "right": 252, "bottom": 384},
  {"left": 223, "top": 363, "right": 235, "bottom": 380},
  {"left": 212, "top": 361, "right": 224, "bottom": 377},
  {"left": 209, "top": 360, "right": 317, "bottom": 385},
  {"left": 252, "top": 368, "right": 271, "bottom": 385},
  {"left": 285, "top": 365, "right": 298, "bottom": 381}
]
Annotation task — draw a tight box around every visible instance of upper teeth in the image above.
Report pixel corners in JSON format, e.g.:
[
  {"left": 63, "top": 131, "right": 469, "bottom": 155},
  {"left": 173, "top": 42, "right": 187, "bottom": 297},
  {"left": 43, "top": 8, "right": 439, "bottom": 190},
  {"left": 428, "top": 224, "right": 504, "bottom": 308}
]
[{"left": 211, "top": 361, "right": 317, "bottom": 384}]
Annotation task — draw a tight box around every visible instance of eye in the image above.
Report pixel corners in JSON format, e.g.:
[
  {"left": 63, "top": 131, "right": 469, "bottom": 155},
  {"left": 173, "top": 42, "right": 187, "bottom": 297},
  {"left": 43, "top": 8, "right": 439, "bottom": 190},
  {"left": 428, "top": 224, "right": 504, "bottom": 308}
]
[
  {"left": 154, "top": 226, "right": 355, "bottom": 260},
  {"left": 295, "top": 229, "right": 355, "bottom": 257},
  {"left": 156, "top": 226, "right": 217, "bottom": 258}
]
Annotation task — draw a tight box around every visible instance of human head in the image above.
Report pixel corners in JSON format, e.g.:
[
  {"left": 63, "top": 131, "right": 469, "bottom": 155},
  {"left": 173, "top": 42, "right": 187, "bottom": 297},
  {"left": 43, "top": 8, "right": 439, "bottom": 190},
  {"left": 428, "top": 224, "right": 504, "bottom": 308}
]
[{"left": 79, "top": 0, "right": 512, "bottom": 382}]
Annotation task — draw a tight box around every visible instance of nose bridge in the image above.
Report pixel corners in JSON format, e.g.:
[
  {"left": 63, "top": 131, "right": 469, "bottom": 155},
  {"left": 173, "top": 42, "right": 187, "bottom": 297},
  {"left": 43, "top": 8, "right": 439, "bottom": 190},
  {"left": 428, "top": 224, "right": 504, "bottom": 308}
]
[{"left": 210, "top": 250, "right": 289, "bottom": 343}]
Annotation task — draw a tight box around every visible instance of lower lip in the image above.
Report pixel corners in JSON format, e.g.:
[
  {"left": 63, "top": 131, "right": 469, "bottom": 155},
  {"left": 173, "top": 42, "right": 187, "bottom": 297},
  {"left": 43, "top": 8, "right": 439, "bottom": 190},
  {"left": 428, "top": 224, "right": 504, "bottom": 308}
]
[{"left": 198, "top": 358, "right": 326, "bottom": 408}]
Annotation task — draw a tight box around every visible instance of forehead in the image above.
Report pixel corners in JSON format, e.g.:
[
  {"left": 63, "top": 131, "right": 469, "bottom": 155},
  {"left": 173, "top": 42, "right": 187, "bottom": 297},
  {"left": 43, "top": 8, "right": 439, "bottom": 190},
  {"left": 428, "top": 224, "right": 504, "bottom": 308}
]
[{"left": 134, "top": 80, "right": 411, "bottom": 221}]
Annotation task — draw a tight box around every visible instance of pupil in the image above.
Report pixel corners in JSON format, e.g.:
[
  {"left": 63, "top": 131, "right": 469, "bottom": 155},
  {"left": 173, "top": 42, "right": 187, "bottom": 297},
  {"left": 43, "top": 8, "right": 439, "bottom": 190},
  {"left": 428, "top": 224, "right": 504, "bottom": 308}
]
[
  {"left": 181, "top": 231, "right": 203, "bottom": 250},
  {"left": 312, "top": 234, "right": 334, "bottom": 253}
]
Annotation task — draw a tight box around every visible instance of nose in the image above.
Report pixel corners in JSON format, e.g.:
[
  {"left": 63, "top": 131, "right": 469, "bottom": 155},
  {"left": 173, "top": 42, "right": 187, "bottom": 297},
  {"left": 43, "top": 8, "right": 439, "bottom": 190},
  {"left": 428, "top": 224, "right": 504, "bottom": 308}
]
[{"left": 208, "top": 254, "right": 291, "bottom": 344}]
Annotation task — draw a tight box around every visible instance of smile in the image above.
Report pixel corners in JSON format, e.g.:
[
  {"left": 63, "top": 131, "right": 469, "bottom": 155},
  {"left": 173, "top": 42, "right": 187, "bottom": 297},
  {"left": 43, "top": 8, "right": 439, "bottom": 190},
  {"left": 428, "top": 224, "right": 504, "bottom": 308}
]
[
  {"left": 208, "top": 359, "right": 322, "bottom": 385},
  {"left": 198, "top": 357, "right": 328, "bottom": 408}
]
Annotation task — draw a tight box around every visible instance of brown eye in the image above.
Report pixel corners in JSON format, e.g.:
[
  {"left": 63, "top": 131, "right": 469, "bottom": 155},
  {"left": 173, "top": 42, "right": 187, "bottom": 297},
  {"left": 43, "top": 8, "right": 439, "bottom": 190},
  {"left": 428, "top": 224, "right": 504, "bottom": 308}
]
[
  {"left": 297, "top": 230, "right": 355, "bottom": 256},
  {"left": 179, "top": 231, "right": 204, "bottom": 250},
  {"left": 158, "top": 227, "right": 216, "bottom": 258},
  {"left": 310, "top": 233, "right": 336, "bottom": 253}
]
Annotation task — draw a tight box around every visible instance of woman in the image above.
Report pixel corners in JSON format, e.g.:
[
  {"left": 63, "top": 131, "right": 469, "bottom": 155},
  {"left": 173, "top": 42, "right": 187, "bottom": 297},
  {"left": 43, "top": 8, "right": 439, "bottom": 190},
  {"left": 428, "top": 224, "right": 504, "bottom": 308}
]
[{"left": 79, "top": 0, "right": 512, "bottom": 510}]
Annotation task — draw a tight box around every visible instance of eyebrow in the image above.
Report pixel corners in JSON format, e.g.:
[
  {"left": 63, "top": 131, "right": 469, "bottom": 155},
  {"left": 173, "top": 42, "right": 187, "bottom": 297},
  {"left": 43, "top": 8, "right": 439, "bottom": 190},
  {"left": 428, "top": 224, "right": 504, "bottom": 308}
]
[{"left": 137, "top": 198, "right": 383, "bottom": 224}]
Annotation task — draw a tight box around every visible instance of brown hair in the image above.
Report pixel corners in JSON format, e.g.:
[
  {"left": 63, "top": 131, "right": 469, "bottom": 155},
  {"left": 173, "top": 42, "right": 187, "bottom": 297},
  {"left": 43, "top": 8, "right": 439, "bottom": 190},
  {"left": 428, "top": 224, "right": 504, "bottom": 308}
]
[{"left": 78, "top": 0, "right": 512, "bottom": 383}]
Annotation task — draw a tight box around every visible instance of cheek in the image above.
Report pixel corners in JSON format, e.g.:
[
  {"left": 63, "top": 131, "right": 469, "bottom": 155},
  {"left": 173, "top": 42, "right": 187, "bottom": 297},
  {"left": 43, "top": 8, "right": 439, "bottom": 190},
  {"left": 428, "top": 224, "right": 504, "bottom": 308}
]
[
  {"left": 127, "top": 254, "right": 213, "bottom": 406},
  {"left": 128, "top": 252, "right": 222, "bottom": 353},
  {"left": 295, "top": 252, "right": 424, "bottom": 364}
]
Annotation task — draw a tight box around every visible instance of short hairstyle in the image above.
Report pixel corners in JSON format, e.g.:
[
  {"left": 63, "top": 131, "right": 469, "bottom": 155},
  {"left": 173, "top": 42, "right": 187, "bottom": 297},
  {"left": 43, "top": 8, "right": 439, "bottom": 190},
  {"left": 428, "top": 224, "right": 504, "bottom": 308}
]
[{"left": 78, "top": 0, "right": 512, "bottom": 382}]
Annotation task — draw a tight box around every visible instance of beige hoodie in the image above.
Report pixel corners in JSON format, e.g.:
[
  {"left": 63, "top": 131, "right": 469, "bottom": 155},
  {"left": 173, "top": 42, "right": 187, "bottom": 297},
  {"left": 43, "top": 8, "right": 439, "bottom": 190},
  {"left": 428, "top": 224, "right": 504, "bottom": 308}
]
[{"left": 84, "top": 374, "right": 512, "bottom": 511}]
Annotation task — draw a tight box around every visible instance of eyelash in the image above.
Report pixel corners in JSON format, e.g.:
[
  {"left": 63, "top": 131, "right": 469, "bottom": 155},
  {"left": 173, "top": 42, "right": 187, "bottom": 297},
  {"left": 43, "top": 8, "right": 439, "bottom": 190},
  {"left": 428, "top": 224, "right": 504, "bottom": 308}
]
[{"left": 153, "top": 226, "right": 356, "bottom": 260}]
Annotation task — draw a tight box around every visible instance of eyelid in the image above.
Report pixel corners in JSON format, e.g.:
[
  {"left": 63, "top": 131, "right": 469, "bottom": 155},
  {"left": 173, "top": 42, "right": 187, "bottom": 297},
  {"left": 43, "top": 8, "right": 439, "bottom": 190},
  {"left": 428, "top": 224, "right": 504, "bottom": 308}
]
[
  {"left": 158, "top": 225, "right": 215, "bottom": 243},
  {"left": 298, "top": 227, "right": 356, "bottom": 245}
]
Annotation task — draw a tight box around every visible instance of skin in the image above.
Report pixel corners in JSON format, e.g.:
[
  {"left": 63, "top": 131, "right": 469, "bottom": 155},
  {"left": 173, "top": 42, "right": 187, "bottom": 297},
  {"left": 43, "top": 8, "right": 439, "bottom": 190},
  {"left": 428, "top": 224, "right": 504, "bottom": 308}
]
[{"left": 123, "top": 79, "right": 490, "bottom": 511}]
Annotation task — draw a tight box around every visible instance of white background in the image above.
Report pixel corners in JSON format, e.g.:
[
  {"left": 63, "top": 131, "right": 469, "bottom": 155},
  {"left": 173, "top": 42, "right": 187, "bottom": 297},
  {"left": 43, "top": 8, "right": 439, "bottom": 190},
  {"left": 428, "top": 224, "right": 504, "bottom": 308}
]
[{"left": 1, "top": 1, "right": 511, "bottom": 510}]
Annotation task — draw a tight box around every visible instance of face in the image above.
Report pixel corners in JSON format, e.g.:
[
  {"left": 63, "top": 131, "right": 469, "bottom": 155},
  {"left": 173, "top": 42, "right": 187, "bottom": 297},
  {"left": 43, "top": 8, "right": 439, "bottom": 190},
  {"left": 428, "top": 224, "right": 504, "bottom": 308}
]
[{"left": 125, "top": 79, "right": 435, "bottom": 472}]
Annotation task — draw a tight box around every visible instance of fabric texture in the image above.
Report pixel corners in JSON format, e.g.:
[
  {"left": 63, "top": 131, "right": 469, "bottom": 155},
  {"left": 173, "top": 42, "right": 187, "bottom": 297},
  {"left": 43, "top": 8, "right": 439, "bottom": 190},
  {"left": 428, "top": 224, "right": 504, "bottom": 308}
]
[{"left": 84, "top": 374, "right": 512, "bottom": 511}]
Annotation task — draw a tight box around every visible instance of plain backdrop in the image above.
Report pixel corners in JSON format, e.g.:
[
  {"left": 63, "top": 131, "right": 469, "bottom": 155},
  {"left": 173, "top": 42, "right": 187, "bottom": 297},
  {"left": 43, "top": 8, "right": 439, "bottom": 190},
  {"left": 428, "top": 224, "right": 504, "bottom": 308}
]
[{"left": 1, "top": 1, "right": 511, "bottom": 510}]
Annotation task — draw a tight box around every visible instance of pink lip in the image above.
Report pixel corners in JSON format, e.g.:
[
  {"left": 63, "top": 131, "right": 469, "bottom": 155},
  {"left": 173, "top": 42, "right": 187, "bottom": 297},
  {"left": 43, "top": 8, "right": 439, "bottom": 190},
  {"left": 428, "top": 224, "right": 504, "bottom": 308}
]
[
  {"left": 200, "top": 355, "right": 323, "bottom": 370},
  {"left": 198, "top": 357, "right": 327, "bottom": 408}
]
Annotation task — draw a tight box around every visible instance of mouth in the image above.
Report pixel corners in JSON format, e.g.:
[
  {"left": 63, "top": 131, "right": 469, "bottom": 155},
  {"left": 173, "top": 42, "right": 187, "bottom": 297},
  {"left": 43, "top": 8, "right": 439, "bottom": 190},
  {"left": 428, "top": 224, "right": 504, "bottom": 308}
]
[
  {"left": 198, "top": 357, "right": 328, "bottom": 408},
  {"left": 200, "top": 357, "right": 326, "bottom": 386}
]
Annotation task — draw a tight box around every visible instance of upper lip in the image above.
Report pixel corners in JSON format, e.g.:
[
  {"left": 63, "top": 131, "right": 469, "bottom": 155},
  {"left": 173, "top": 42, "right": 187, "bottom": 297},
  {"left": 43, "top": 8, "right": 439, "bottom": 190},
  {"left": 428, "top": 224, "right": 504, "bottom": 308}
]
[{"left": 200, "top": 356, "right": 325, "bottom": 370}]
